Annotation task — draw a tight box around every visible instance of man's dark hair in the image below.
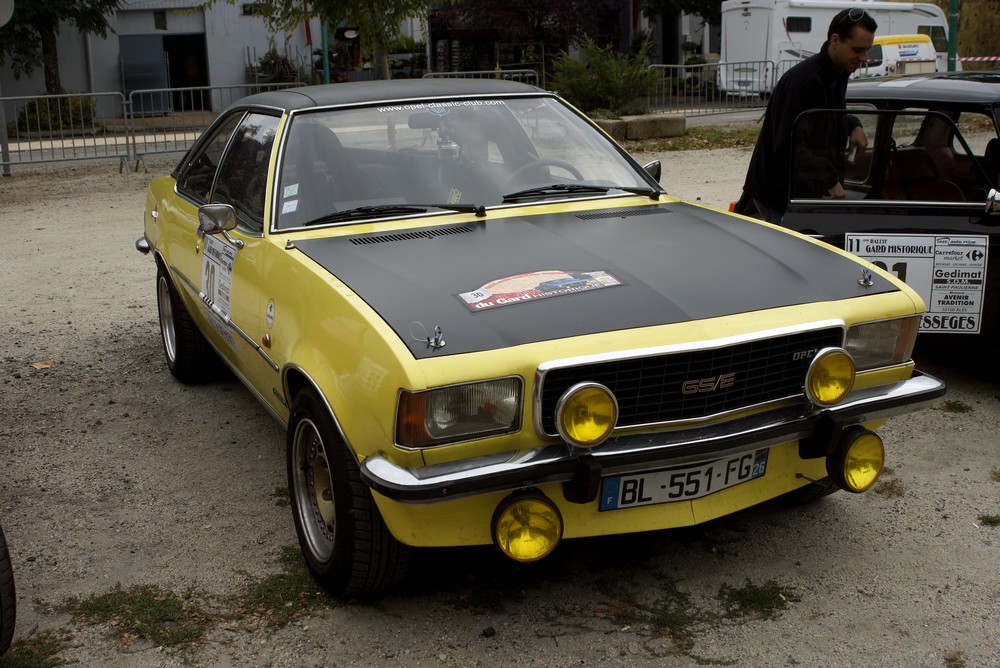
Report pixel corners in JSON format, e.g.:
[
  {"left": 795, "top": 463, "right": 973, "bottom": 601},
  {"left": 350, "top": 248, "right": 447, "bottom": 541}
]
[{"left": 828, "top": 8, "right": 879, "bottom": 40}]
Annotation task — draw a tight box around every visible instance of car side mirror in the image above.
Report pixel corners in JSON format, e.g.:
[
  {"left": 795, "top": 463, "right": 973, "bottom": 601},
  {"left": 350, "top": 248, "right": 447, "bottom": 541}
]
[
  {"left": 642, "top": 160, "right": 661, "bottom": 184},
  {"left": 987, "top": 188, "right": 1000, "bottom": 215},
  {"left": 198, "top": 203, "right": 244, "bottom": 248}
]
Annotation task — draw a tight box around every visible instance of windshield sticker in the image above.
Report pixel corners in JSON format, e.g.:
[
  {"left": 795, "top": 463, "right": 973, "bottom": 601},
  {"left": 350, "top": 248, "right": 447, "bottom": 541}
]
[
  {"left": 282, "top": 199, "right": 298, "bottom": 214},
  {"left": 375, "top": 100, "right": 505, "bottom": 114},
  {"left": 283, "top": 183, "right": 299, "bottom": 198},
  {"left": 846, "top": 234, "right": 988, "bottom": 333},
  {"left": 457, "top": 270, "right": 624, "bottom": 312}
]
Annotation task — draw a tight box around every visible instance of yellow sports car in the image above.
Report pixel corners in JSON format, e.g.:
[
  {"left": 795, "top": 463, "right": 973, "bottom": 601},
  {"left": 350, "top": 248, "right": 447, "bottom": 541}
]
[{"left": 137, "top": 79, "right": 945, "bottom": 596}]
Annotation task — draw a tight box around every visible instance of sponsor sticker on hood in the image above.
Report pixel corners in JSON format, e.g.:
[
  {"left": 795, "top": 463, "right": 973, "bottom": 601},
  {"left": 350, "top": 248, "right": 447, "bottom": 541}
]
[{"left": 457, "top": 270, "right": 624, "bottom": 312}]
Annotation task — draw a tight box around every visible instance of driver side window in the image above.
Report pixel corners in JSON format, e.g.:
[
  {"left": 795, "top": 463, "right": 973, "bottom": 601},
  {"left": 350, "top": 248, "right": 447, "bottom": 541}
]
[
  {"left": 211, "top": 113, "right": 279, "bottom": 232},
  {"left": 176, "top": 113, "right": 245, "bottom": 204}
]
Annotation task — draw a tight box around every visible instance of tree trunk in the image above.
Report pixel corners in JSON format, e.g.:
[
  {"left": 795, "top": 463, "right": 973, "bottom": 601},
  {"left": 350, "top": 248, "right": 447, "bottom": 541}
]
[
  {"left": 39, "top": 22, "right": 63, "bottom": 94},
  {"left": 370, "top": 1, "right": 391, "bottom": 80}
]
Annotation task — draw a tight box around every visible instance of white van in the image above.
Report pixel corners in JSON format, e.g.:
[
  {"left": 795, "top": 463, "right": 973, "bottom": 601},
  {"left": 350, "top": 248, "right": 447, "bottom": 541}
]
[
  {"left": 719, "top": 0, "right": 953, "bottom": 94},
  {"left": 851, "top": 34, "right": 939, "bottom": 79}
]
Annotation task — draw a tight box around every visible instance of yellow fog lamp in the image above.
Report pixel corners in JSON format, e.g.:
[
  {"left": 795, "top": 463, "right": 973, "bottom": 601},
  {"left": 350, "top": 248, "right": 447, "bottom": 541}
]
[
  {"left": 555, "top": 382, "right": 618, "bottom": 448},
  {"left": 804, "top": 348, "right": 856, "bottom": 407},
  {"left": 492, "top": 491, "right": 563, "bottom": 562},
  {"left": 828, "top": 428, "right": 885, "bottom": 493}
]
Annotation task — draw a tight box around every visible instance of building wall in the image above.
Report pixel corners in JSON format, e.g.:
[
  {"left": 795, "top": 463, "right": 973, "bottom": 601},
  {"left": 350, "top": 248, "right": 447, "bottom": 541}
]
[{"left": 1, "top": 0, "right": 314, "bottom": 98}]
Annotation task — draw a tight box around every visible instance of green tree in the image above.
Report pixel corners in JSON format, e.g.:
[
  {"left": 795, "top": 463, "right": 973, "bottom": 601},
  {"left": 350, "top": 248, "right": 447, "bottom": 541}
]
[
  {"left": 0, "top": 0, "right": 124, "bottom": 93},
  {"left": 442, "top": 0, "right": 626, "bottom": 48},
  {"left": 550, "top": 37, "right": 659, "bottom": 115},
  {"left": 640, "top": 0, "right": 720, "bottom": 26},
  {"left": 219, "top": 0, "right": 443, "bottom": 80}
]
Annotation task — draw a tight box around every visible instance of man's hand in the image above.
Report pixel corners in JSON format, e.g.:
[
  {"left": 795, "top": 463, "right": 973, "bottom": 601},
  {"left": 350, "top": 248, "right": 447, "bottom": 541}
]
[
  {"left": 825, "top": 182, "right": 847, "bottom": 198},
  {"left": 848, "top": 125, "right": 868, "bottom": 153}
]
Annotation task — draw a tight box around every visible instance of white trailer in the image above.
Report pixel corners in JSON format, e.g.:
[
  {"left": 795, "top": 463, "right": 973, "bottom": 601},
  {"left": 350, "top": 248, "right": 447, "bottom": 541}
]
[{"left": 719, "top": 0, "right": 952, "bottom": 95}]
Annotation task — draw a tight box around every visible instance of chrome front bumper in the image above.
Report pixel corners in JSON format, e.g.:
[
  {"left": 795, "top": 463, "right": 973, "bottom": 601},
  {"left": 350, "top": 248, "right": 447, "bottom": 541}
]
[{"left": 359, "top": 371, "right": 945, "bottom": 504}]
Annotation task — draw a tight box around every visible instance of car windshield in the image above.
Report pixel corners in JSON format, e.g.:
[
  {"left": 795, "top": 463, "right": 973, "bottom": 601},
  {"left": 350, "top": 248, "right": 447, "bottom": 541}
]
[{"left": 274, "top": 96, "right": 654, "bottom": 229}]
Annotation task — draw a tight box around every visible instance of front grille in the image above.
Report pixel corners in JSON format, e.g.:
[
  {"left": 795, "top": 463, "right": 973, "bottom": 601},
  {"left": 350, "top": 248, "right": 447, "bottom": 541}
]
[{"left": 537, "top": 327, "right": 843, "bottom": 435}]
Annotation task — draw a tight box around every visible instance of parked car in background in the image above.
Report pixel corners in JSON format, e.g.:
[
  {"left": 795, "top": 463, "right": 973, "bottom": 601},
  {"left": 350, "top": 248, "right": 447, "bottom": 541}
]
[
  {"left": 137, "top": 78, "right": 944, "bottom": 595},
  {"left": 851, "top": 34, "right": 939, "bottom": 80},
  {"left": 773, "top": 72, "right": 1000, "bottom": 339}
]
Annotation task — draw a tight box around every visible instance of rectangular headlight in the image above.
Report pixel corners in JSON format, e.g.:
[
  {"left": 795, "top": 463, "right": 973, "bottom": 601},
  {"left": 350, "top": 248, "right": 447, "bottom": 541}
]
[
  {"left": 396, "top": 377, "right": 523, "bottom": 448},
  {"left": 845, "top": 316, "right": 919, "bottom": 371}
]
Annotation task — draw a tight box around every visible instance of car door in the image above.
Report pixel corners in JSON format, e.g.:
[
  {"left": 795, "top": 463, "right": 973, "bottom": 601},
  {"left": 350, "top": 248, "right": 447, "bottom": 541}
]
[
  {"left": 781, "top": 108, "right": 1000, "bottom": 338},
  {"left": 165, "top": 110, "right": 282, "bottom": 391}
]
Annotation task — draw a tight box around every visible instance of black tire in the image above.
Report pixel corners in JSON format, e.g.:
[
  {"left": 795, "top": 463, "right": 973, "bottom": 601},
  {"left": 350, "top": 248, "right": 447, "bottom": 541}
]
[
  {"left": 287, "top": 389, "right": 411, "bottom": 596},
  {"left": 156, "top": 266, "right": 217, "bottom": 384},
  {"left": 780, "top": 477, "right": 840, "bottom": 505},
  {"left": 0, "top": 522, "right": 16, "bottom": 657}
]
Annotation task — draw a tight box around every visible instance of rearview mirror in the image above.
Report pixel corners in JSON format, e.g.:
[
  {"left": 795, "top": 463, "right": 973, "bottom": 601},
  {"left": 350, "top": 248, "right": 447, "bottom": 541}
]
[{"left": 408, "top": 112, "right": 440, "bottom": 130}]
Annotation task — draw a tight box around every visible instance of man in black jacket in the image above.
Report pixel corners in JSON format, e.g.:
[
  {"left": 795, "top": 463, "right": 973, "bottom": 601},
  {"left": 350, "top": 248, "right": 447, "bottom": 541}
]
[{"left": 741, "top": 8, "right": 878, "bottom": 222}]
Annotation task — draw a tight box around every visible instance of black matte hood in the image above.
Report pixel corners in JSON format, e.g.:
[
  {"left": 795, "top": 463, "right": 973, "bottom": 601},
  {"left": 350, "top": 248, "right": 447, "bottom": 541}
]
[{"left": 293, "top": 202, "right": 898, "bottom": 358}]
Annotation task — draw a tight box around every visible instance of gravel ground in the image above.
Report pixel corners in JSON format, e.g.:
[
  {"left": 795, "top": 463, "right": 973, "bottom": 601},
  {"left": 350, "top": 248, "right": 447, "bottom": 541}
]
[{"left": 1, "top": 146, "right": 998, "bottom": 668}]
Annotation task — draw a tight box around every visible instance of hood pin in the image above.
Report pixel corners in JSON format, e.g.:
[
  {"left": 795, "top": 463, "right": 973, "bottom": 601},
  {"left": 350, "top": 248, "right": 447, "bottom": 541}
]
[
  {"left": 858, "top": 268, "right": 874, "bottom": 287},
  {"left": 427, "top": 326, "right": 445, "bottom": 349}
]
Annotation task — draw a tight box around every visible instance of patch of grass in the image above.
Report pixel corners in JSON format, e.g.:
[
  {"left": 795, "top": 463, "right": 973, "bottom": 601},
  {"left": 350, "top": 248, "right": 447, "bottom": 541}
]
[
  {"left": 232, "top": 545, "right": 330, "bottom": 626},
  {"left": 943, "top": 649, "right": 967, "bottom": 668},
  {"left": 272, "top": 485, "right": 289, "bottom": 507},
  {"left": 595, "top": 580, "right": 709, "bottom": 657},
  {"left": 0, "top": 627, "right": 71, "bottom": 668},
  {"left": 874, "top": 478, "right": 905, "bottom": 498},
  {"left": 939, "top": 400, "right": 972, "bottom": 414},
  {"left": 989, "top": 467, "right": 1000, "bottom": 483},
  {"left": 625, "top": 124, "right": 760, "bottom": 152},
  {"left": 60, "top": 584, "right": 208, "bottom": 647},
  {"left": 717, "top": 579, "right": 799, "bottom": 620},
  {"left": 978, "top": 514, "right": 1000, "bottom": 527}
]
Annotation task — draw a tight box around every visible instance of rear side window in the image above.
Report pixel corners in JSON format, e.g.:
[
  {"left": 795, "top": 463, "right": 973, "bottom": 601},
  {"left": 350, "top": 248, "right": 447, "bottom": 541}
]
[
  {"left": 786, "top": 17, "right": 811, "bottom": 33},
  {"left": 917, "top": 25, "right": 947, "bottom": 52}
]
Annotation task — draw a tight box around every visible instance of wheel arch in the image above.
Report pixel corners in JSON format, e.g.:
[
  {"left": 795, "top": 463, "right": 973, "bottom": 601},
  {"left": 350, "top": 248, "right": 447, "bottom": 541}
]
[{"left": 283, "top": 365, "right": 353, "bottom": 453}]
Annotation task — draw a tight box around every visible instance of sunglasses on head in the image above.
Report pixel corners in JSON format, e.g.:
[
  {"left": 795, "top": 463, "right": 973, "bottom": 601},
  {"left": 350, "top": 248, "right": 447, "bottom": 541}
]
[{"left": 848, "top": 7, "right": 866, "bottom": 20}]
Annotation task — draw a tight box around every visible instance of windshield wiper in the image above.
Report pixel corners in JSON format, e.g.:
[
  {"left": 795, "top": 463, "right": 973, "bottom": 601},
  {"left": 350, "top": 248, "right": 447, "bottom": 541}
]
[
  {"left": 501, "top": 183, "right": 660, "bottom": 203},
  {"left": 303, "top": 202, "right": 485, "bottom": 226}
]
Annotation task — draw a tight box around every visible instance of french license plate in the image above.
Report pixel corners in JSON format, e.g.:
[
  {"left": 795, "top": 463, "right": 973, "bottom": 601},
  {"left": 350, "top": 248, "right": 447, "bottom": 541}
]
[{"left": 599, "top": 448, "right": 769, "bottom": 511}]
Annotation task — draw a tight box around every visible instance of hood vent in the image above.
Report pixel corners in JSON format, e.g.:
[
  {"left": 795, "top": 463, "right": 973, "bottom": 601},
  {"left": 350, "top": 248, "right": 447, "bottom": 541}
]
[
  {"left": 576, "top": 206, "right": 668, "bottom": 220},
  {"left": 349, "top": 224, "right": 475, "bottom": 246}
]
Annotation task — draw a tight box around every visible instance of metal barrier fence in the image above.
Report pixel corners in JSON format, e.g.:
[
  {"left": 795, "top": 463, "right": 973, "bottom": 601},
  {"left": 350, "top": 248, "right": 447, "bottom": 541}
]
[
  {"left": 0, "top": 92, "right": 130, "bottom": 175},
  {"left": 647, "top": 59, "right": 804, "bottom": 116},
  {"left": 126, "top": 83, "right": 300, "bottom": 171},
  {"left": 1, "top": 83, "right": 301, "bottom": 175},
  {"left": 423, "top": 69, "right": 541, "bottom": 87}
]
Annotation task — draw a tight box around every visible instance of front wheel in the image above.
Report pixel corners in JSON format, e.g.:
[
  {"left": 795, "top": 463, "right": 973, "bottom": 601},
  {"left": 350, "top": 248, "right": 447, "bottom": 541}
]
[
  {"left": 287, "top": 389, "right": 410, "bottom": 596},
  {"left": 0, "top": 522, "right": 16, "bottom": 656}
]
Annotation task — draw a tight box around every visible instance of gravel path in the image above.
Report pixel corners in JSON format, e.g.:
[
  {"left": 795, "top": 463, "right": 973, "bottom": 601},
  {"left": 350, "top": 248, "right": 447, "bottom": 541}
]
[{"left": 0, "top": 151, "right": 997, "bottom": 667}]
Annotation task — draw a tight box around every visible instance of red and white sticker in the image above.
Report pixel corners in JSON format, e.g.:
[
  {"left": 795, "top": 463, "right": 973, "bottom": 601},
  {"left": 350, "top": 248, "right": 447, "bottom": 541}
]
[{"left": 457, "top": 270, "right": 624, "bottom": 312}]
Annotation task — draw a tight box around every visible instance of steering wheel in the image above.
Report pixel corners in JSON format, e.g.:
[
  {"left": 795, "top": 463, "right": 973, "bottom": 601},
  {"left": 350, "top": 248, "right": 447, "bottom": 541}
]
[{"left": 501, "top": 159, "right": 585, "bottom": 191}]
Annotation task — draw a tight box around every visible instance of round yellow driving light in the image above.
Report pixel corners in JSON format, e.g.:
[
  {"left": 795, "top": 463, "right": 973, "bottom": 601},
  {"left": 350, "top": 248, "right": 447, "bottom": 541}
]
[
  {"left": 828, "top": 428, "right": 885, "bottom": 493},
  {"left": 805, "top": 347, "right": 856, "bottom": 406},
  {"left": 492, "top": 491, "right": 563, "bottom": 562},
  {"left": 555, "top": 382, "right": 618, "bottom": 448}
]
